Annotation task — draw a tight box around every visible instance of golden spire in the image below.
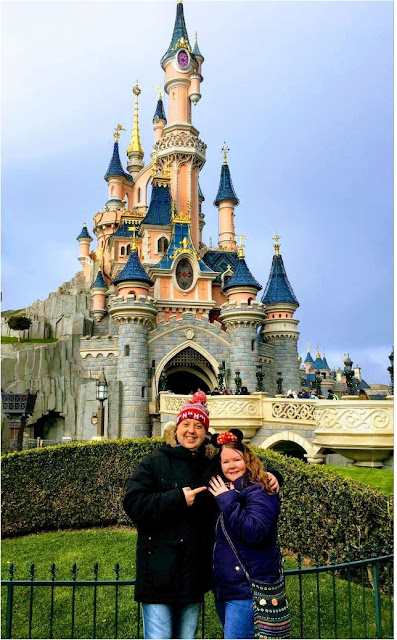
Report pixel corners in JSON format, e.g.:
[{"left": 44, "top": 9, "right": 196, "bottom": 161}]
[
  {"left": 128, "top": 83, "right": 143, "bottom": 156},
  {"left": 272, "top": 233, "right": 280, "bottom": 256},
  {"left": 222, "top": 143, "right": 229, "bottom": 165},
  {"left": 114, "top": 124, "right": 126, "bottom": 142},
  {"left": 237, "top": 234, "right": 246, "bottom": 259},
  {"left": 128, "top": 223, "right": 139, "bottom": 252}
]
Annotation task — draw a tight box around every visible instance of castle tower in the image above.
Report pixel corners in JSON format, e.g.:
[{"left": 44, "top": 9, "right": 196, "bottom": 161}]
[
  {"left": 90, "top": 269, "right": 108, "bottom": 322},
  {"left": 157, "top": 0, "right": 206, "bottom": 249},
  {"left": 214, "top": 145, "right": 239, "bottom": 251},
  {"left": 261, "top": 235, "right": 301, "bottom": 394},
  {"left": 109, "top": 237, "right": 157, "bottom": 437},
  {"left": 153, "top": 89, "right": 167, "bottom": 143},
  {"left": 304, "top": 346, "right": 314, "bottom": 374},
  {"left": 220, "top": 243, "right": 264, "bottom": 392},
  {"left": 77, "top": 223, "right": 93, "bottom": 283},
  {"left": 127, "top": 84, "right": 145, "bottom": 176},
  {"left": 104, "top": 126, "right": 133, "bottom": 210}
]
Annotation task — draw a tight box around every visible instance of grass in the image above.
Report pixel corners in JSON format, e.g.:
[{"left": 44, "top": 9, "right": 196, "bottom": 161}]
[
  {"left": 1, "top": 337, "right": 58, "bottom": 344},
  {"left": 1, "top": 527, "right": 393, "bottom": 639},
  {"left": 327, "top": 465, "right": 394, "bottom": 495}
]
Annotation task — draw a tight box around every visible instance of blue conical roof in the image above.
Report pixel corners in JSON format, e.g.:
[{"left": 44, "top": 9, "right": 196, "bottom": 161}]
[
  {"left": 161, "top": 2, "right": 195, "bottom": 67},
  {"left": 214, "top": 163, "right": 239, "bottom": 207},
  {"left": 77, "top": 224, "right": 92, "bottom": 241},
  {"left": 223, "top": 256, "right": 261, "bottom": 293},
  {"left": 156, "top": 222, "right": 214, "bottom": 273},
  {"left": 304, "top": 351, "right": 314, "bottom": 364},
  {"left": 113, "top": 250, "right": 153, "bottom": 286},
  {"left": 142, "top": 180, "right": 172, "bottom": 226},
  {"left": 91, "top": 271, "right": 107, "bottom": 289},
  {"left": 153, "top": 98, "right": 167, "bottom": 123},
  {"left": 309, "top": 356, "right": 329, "bottom": 372},
  {"left": 261, "top": 254, "right": 299, "bottom": 306},
  {"left": 193, "top": 36, "right": 204, "bottom": 61},
  {"left": 104, "top": 142, "right": 133, "bottom": 183}
]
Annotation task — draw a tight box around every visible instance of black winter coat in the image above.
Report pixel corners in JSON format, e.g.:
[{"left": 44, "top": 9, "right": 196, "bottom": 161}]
[{"left": 123, "top": 443, "right": 218, "bottom": 604}]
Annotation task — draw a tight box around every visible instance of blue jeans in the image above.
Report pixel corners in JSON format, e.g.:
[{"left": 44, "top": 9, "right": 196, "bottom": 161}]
[
  {"left": 142, "top": 602, "right": 201, "bottom": 639},
  {"left": 215, "top": 599, "right": 254, "bottom": 639}
]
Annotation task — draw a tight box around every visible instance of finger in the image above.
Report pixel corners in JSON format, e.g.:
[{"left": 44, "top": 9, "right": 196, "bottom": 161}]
[{"left": 191, "top": 486, "right": 207, "bottom": 495}]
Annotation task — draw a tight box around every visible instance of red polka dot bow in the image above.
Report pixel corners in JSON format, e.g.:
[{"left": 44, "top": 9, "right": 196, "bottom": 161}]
[{"left": 216, "top": 431, "right": 238, "bottom": 445}]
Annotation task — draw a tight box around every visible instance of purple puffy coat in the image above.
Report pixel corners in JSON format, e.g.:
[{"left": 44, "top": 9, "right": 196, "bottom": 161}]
[{"left": 212, "top": 473, "right": 280, "bottom": 601}]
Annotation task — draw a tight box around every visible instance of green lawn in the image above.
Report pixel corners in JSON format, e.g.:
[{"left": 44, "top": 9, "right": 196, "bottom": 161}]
[
  {"left": 1, "top": 337, "right": 58, "bottom": 344},
  {"left": 1, "top": 527, "right": 393, "bottom": 639},
  {"left": 327, "top": 465, "right": 394, "bottom": 495}
]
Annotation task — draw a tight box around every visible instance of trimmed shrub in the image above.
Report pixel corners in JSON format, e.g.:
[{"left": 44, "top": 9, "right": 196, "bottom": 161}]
[{"left": 1, "top": 440, "right": 393, "bottom": 563}]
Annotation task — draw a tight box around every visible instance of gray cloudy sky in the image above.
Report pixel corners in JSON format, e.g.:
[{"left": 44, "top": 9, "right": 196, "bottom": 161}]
[{"left": 2, "top": 1, "right": 393, "bottom": 383}]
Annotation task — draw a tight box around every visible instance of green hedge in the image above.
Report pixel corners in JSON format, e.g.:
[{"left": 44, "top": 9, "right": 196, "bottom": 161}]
[{"left": 1, "top": 440, "right": 393, "bottom": 563}]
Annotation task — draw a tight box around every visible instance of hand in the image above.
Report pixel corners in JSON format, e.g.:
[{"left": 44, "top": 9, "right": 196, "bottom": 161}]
[
  {"left": 208, "top": 476, "right": 232, "bottom": 497},
  {"left": 182, "top": 486, "right": 207, "bottom": 507},
  {"left": 267, "top": 472, "right": 280, "bottom": 494}
]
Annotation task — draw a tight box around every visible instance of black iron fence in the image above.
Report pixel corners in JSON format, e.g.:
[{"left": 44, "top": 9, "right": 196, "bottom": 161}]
[{"left": 1, "top": 553, "right": 393, "bottom": 639}]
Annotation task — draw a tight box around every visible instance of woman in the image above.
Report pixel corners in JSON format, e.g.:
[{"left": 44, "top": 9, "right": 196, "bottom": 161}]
[
  {"left": 208, "top": 430, "right": 283, "bottom": 640},
  {"left": 123, "top": 393, "right": 282, "bottom": 640}
]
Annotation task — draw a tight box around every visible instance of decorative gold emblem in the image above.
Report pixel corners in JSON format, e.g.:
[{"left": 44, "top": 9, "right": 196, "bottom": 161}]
[
  {"left": 272, "top": 233, "right": 280, "bottom": 256},
  {"left": 114, "top": 124, "right": 126, "bottom": 142},
  {"left": 173, "top": 36, "right": 192, "bottom": 53},
  {"left": 172, "top": 202, "right": 191, "bottom": 223},
  {"left": 128, "top": 223, "right": 139, "bottom": 251}
]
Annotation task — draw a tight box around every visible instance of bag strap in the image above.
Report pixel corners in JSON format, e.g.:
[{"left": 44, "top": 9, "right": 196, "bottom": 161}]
[{"left": 220, "top": 513, "right": 285, "bottom": 578}]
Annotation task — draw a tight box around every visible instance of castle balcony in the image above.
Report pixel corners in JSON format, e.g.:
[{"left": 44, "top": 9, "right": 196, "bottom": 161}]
[{"left": 159, "top": 393, "right": 394, "bottom": 467}]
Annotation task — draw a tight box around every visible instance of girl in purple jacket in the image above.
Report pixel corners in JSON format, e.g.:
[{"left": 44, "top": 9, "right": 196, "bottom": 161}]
[{"left": 208, "top": 430, "right": 281, "bottom": 640}]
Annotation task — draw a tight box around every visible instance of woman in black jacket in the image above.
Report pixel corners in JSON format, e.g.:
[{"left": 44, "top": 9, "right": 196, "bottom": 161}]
[{"left": 123, "top": 392, "right": 281, "bottom": 640}]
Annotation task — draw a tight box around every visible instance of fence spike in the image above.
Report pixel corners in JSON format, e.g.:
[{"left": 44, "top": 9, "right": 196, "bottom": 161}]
[
  {"left": 50, "top": 563, "right": 57, "bottom": 581},
  {"left": 29, "top": 563, "right": 36, "bottom": 580},
  {"left": 8, "top": 563, "right": 15, "bottom": 580},
  {"left": 330, "top": 550, "right": 336, "bottom": 565},
  {"left": 297, "top": 553, "right": 302, "bottom": 569},
  {"left": 92, "top": 562, "right": 99, "bottom": 580},
  {"left": 113, "top": 562, "right": 120, "bottom": 580},
  {"left": 314, "top": 552, "right": 319, "bottom": 567},
  {"left": 345, "top": 546, "right": 352, "bottom": 562},
  {"left": 71, "top": 563, "right": 78, "bottom": 580}
]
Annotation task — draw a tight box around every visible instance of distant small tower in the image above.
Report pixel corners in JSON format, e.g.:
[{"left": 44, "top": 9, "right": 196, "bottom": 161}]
[
  {"left": 153, "top": 88, "right": 167, "bottom": 143},
  {"left": 109, "top": 234, "right": 157, "bottom": 437},
  {"left": 261, "top": 234, "right": 301, "bottom": 394},
  {"left": 105, "top": 126, "right": 133, "bottom": 210},
  {"left": 77, "top": 223, "right": 93, "bottom": 283},
  {"left": 220, "top": 240, "right": 264, "bottom": 392},
  {"left": 214, "top": 145, "right": 239, "bottom": 251},
  {"left": 127, "top": 84, "right": 144, "bottom": 176},
  {"left": 90, "top": 267, "right": 108, "bottom": 323},
  {"left": 304, "top": 345, "right": 314, "bottom": 374},
  {"left": 190, "top": 32, "right": 204, "bottom": 104}
]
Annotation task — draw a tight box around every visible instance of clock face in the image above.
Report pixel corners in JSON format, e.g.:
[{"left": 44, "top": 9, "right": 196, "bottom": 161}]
[
  {"left": 176, "top": 258, "right": 194, "bottom": 290},
  {"left": 177, "top": 49, "right": 189, "bottom": 69}
]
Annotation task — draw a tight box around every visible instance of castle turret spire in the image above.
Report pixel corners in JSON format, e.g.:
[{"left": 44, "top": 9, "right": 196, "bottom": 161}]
[
  {"left": 127, "top": 84, "right": 144, "bottom": 175},
  {"left": 153, "top": 87, "right": 167, "bottom": 143},
  {"left": 161, "top": 0, "right": 192, "bottom": 69},
  {"left": 214, "top": 145, "right": 239, "bottom": 251},
  {"left": 261, "top": 235, "right": 298, "bottom": 306}
]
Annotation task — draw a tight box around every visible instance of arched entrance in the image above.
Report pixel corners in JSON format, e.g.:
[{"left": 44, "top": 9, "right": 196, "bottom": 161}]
[{"left": 157, "top": 345, "right": 217, "bottom": 395}]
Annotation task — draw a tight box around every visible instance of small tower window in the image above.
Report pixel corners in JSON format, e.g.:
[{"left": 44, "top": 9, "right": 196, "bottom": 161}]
[
  {"left": 248, "top": 298, "right": 253, "bottom": 306},
  {"left": 127, "top": 245, "right": 131, "bottom": 255},
  {"left": 120, "top": 246, "right": 125, "bottom": 256},
  {"left": 137, "top": 187, "right": 141, "bottom": 203},
  {"left": 124, "top": 345, "right": 130, "bottom": 356},
  {"left": 128, "top": 291, "right": 136, "bottom": 299},
  {"left": 279, "top": 314, "right": 282, "bottom": 318},
  {"left": 157, "top": 237, "right": 169, "bottom": 254},
  {"left": 251, "top": 339, "right": 256, "bottom": 351}
]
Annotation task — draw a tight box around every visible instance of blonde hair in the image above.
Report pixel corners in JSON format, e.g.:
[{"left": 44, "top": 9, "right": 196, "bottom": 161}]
[
  {"left": 162, "top": 422, "right": 218, "bottom": 458},
  {"left": 221, "top": 442, "right": 271, "bottom": 492}
]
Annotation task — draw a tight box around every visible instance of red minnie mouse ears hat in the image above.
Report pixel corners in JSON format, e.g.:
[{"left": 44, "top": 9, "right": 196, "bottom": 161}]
[
  {"left": 176, "top": 390, "right": 210, "bottom": 431},
  {"left": 210, "top": 429, "right": 244, "bottom": 448}
]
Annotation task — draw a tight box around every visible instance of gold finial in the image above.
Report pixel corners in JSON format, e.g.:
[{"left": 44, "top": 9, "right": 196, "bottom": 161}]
[
  {"left": 316, "top": 345, "right": 321, "bottom": 359},
  {"left": 272, "top": 233, "right": 280, "bottom": 256},
  {"left": 156, "top": 85, "right": 163, "bottom": 100},
  {"left": 195, "top": 31, "right": 198, "bottom": 44},
  {"left": 178, "top": 0, "right": 183, "bottom": 4},
  {"left": 114, "top": 124, "right": 126, "bottom": 142},
  {"left": 237, "top": 234, "right": 246, "bottom": 259},
  {"left": 307, "top": 345, "right": 311, "bottom": 352},
  {"left": 222, "top": 143, "right": 229, "bottom": 165},
  {"left": 83, "top": 222, "right": 87, "bottom": 227},
  {"left": 128, "top": 84, "right": 143, "bottom": 156},
  {"left": 181, "top": 237, "right": 189, "bottom": 250},
  {"left": 128, "top": 223, "right": 139, "bottom": 252}
]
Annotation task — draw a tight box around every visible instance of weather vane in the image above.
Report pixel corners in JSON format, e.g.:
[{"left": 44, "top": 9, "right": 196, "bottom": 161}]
[
  {"left": 114, "top": 124, "right": 126, "bottom": 142},
  {"left": 222, "top": 143, "right": 229, "bottom": 164}
]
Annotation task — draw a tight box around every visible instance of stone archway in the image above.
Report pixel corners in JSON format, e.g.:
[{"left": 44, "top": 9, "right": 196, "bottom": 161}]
[
  {"left": 258, "top": 431, "right": 324, "bottom": 463},
  {"left": 155, "top": 342, "right": 218, "bottom": 395}
]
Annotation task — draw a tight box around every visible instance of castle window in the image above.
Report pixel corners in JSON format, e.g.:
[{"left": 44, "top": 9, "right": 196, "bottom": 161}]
[
  {"left": 124, "top": 345, "right": 130, "bottom": 356},
  {"left": 137, "top": 187, "right": 141, "bottom": 203},
  {"left": 272, "top": 314, "right": 275, "bottom": 318},
  {"left": 157, "top": 237, "right": 169, "bottom": 254},
  {"left": 128, "top": 291, "right": 136, "bottom": 299},
  {"left": 127, "top": 245, "right": 131, "bottom": 255},
  {"left": 120, "top": 246, "right": 125, "bottom": 256},
  {"left": 251, "top": 339, "right": 256, "bottom": 351},
  {"left": 279, "top": 314, "right": 282, "bottom": 318},
  {"left": 248, "top": 298, "right": 253, "bottom": 306}
]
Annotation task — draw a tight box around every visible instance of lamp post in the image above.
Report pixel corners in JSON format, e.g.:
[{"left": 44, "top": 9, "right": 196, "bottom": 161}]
[
  {"left": 313, "top": 370, "right": 322, "bottom": 397},
  {"left": 387, "top": 349, "right": 394, "bottom": 395},
  {"left": 217, "top": 361, "right": 226, "bottom": 391},
  {"left": 1, "top": 391, "right": 37, "bottom": 452},
  {"left": 159, "top": 371, "right": 168, "bottom": 392},
  {"left": 256, "top": 362, "right": 265, "bottom": 392},
  {"left": 276, "top": 372, "right": 283, "bottom": 395},
  {"left": 343, "top": 354, "right": 355, "bottom": 396},
  {"left": 234, "top": 370, "right": 242, "bottom": 394},
  {"left": 96, "top": 370, "right": 108, "bottom": 438}
]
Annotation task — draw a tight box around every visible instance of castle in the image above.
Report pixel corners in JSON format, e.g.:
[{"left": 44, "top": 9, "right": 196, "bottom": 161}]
[{"left": 3, "top": 1, "right": 371, "bottom": 445}]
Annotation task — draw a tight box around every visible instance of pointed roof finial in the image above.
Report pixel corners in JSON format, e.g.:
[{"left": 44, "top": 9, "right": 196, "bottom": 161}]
[
  {"left": 156, "top": 84, "right": 163, "bottom": 100},
  {"left": 316, "top": 345, "right": 321, "bottom": 359},
  {"left": 272, "top": 233, "right": 280, "bottom": 256},
  {"left": 114, "top": 123, "right": 126, "bottom": 142},
  {"left": 222, "top": 142, "right": 229, "bottom": 165},
  {"left": 128, "top": 83, "right": 143, "bottom": 157},
  {"left": 307, "top": 345, "right": 311, "bottom": 352},
  {"left": 128, "top": 222, "right": 139, "bottom": 252},
  {"left": 237, "top": 234, "right": 247, "bottom": 259}
]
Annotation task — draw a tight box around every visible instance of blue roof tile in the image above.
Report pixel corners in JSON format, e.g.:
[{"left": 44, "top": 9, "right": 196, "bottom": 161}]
[
  {"left": 156, "top": 222, "right": 213, "bottom": 273},
  {"left": 214, "top": 163, "right": 239, "bottom": 207},
  {"left": 76, "top": 224, "right": 92, "bottom": 241},
  {"left": 161, "top": 2, "right": 196, "bottom": 68},
  {"left": 193, "top": 37, "right": 204, "bottom": 61},
  {"left": 91, "top": 271, "right": 107, "bottom": 289},
  {"left": 309, "top": 357, "right": 329, "bottom": 371},
  {"left": 104, "top": 142, "right": 133, "bottom": 183},
  {"left": 142, "top": 180, "right": 172, "bottom": 226},
  {"left": 202, "top": 250, "right": 237, "bottom": 283},
  {"left": 304, "top": 352, "right": 314, "bottom": 364},
  {"left": 153, "top": 98, "right": 167, "bottom": 124},
  {"left": 261, "top": 254, "right": 299, "bottom": 306},
  {"left": 223, "top": 256, "right": 261, "bottom": 292},
  {"left": 111, "top": 222, "right": 140, "bottom": 238},
  {"left": 113, "top": 250, "right": 153, "bottom": 286}
]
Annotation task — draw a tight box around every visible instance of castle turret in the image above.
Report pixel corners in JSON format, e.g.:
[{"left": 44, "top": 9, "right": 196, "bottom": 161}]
[
  {"left": 219, "top": 242, "right": 264, "bottom": 392},
  {"left": 105, "top": 126, "right": 133, "bottom": 210},
  {"left": 261, "top": 234, "right": 300, "bottom": 394},
  {"left": 214, "top": 145, "right": 239, "bottom": 251},
  {"left": 189, "top": 32, "right": 204, "bottom": 105},
  {"left": 90, "top": 269, "right": 108, "bottom": 322},
  {"left": 109, "top": 239, "right": 157, "bottom": 437},
  {"left": 153, "top": 89, "right": 167, "bottom": 143},
  {"left": 127, "top": 84, "right": 144, "bottom": 175},
  {"left": 304, "top": 346, "right": 314, "bottom": 374},
  {"left": 77, "top": 223, "right": 93, "bottom": 283}
]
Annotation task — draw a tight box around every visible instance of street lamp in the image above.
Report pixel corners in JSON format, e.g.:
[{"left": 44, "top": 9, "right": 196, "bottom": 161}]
[
  {"left": 217, "top": 361, "right": 226, "bottom": 391},
  {"left": 96, "top": 370, "right": 108, "bottom": 437},
  {"left": 387, "top": 349, "right": 394, "bottom": 395},
  {"left": 256, "top": 362, "right": 265, "bottom": 392},
  {"left": 276, "top": 372, "right": 283, "bottom": 395},
  {"left": 343, "top": 354, "right": 355, "bottom": 396},
  {"left": 234, "top": 371, "right": 242, "bottom": 394},
  {"left": 314, "top": 370, "right": 322, "bottom": 397}
]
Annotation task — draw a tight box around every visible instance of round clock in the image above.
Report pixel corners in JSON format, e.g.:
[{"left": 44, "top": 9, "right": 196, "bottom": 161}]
[
  {"left": 177, "top": 49, "right": 189, "bottom": 70},
  {"left": 176, "top": 258, "right": 194, "bottom": 290}
]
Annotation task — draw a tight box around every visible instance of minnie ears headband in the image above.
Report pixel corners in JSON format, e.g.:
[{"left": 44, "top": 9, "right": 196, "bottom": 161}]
[{"left": 210, "top": 428, "right": 244, "bottom": 448}]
